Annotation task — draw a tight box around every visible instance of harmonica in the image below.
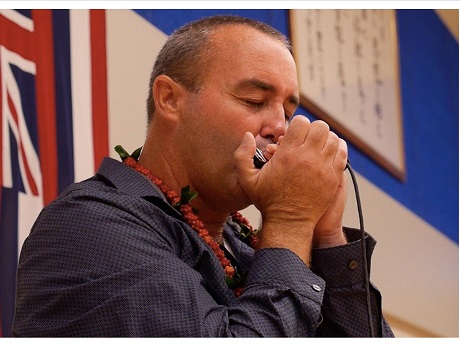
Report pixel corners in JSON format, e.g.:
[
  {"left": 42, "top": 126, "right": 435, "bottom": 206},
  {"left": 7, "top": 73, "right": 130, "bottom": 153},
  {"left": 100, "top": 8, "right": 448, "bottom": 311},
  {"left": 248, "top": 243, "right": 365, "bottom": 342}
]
[{"left": 253, "top": 148, "right": 267, "bottom": 169}]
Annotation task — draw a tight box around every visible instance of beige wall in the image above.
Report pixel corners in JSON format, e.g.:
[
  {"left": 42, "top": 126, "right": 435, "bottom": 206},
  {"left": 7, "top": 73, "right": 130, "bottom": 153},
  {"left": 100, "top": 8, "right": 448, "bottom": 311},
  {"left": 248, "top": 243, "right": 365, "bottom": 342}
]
[{"left": 435, "top": 9, "right": 459, "bottom": 41}]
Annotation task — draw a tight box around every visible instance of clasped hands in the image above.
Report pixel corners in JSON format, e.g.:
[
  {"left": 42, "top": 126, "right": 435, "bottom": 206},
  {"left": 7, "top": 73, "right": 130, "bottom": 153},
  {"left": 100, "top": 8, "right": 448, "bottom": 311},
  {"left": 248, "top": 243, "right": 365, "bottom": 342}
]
[{"left": 234, "top": 116, "right": 348, "bottom": 265}]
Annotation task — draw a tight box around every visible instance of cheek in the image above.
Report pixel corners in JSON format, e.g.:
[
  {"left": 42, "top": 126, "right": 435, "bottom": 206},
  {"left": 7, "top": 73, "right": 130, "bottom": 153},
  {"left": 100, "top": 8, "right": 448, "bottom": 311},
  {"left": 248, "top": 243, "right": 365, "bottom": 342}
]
[{"left": 185, "top": 91, "right": 262, "bottom": 152}]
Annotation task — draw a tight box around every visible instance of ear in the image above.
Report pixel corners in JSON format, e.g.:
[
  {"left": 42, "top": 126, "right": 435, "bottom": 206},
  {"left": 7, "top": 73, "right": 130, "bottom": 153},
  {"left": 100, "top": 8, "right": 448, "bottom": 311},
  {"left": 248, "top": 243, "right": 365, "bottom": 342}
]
[{"left": 152, "top": 75, "right": 185, "bottom": 122}]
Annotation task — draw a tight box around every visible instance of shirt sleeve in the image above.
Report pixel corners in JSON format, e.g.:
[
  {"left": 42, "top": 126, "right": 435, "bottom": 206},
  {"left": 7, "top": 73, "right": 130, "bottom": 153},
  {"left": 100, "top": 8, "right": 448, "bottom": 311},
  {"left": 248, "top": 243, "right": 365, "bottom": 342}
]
[
  {"left": 311, "top": 227, "right": 395, "bottom": 337},
  {"left": 229, "top": 248, "right": 326, "bottom": 336}
]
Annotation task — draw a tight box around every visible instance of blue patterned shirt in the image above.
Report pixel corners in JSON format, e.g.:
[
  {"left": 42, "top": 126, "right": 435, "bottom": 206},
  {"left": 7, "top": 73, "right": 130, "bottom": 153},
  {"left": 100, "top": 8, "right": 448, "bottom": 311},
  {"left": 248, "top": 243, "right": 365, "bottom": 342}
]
[{"left": 13, "top": 157, "right": 393, "bottom": 337}]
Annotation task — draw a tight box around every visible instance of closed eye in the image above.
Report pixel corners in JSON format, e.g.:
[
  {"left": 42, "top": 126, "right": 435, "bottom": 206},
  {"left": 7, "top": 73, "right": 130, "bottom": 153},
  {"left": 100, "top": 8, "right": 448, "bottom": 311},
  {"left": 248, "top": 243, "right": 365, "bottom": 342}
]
[
  {"left": 245, "top": 99, "right": 292, "bottom": 123},
  {"left": 244, "top": 99, "right": 264, "bottom": 108}
]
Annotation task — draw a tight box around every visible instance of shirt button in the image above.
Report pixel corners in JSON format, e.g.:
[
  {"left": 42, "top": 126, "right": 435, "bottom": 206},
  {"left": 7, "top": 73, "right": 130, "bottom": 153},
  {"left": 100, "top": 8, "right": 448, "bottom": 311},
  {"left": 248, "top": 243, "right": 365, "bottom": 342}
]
[
  {"left": 312, "top": 284, "right": 322, "bottom": 292},
  {"left": 348, "top": 260, "right": 358, "bottom": 270}
]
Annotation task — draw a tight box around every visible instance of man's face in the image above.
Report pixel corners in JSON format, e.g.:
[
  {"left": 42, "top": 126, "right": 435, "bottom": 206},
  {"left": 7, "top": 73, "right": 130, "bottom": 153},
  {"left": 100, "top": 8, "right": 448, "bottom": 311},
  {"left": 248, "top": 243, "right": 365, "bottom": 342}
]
[{"left": 177, "top": 25, "right": 299, "bottom": 211}]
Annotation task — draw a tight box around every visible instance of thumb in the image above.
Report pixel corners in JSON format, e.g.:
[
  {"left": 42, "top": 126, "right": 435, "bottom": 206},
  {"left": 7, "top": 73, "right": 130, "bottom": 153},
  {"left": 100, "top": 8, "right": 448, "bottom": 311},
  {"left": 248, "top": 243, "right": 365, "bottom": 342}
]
[{"left": 234, "top": 132, "right": 257, "bottom": 177}]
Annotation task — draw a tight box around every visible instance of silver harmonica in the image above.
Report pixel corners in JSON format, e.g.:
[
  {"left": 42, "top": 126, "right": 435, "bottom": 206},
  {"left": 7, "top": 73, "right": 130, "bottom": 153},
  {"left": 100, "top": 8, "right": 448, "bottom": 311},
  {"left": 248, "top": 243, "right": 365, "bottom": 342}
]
[{"left": 253, "top": 148, "right": 267, "bottom": 169}]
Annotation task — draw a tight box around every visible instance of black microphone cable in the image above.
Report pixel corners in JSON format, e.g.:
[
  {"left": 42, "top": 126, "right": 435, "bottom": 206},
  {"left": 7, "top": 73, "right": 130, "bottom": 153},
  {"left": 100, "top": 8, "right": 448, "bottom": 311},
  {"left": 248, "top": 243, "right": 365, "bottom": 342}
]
[{"left": 345, "top": 160, "right": 375, "bottom": 338}]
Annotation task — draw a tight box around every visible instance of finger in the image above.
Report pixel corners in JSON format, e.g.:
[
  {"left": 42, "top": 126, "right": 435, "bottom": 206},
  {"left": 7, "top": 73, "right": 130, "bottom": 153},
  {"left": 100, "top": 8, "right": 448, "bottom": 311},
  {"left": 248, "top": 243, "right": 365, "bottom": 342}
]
[
  {"left": 277, "top": 135, "right": 284, "bottom": 145},
  {"left": 264, "top": 140, "right": 281, "bottom": 160},
  {"left": 234, "top": 132, "right": 258, "bottom": 176},
  {"left": 338, "top": 170, "right": 347, "bottom": 189},
  {"left": 281, "top": 115, "right": 311, "bottom": 146},
  {"left": 304, "top": 120, "right": 330, "bottom": 151},
  {"left": 322, "top": 131, "right": 339, "bottom": 157},
  {"left": 335, "top": 138, "right": 348, "bottom": 172}
]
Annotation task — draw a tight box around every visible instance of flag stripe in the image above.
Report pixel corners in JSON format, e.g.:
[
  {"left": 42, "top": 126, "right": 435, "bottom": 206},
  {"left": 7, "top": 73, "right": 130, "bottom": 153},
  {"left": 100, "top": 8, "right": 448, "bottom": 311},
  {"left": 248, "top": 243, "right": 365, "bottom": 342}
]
[
  {"left": 0, "top": 14, "right": 34, "bottom": 71},
  {"left": 0, "top": 28, "right": 3, "bottom": 338},
  {"left": 7, "top": 92, "right": 38, "bottom": 195},
  {"left": 52, "top": 9, "right": 75, "bottom": 192},
  {"left": 0, "top": 10, "right": 34, "bottom": 32},
  {"left": 32, "top": 9, "right": 57, "bottom": 205},
  {"left": 70, "top": 9, "right": 94, "bottom": 181},
  {"left": 90, "top": 9, "right": 109, "bottom": 166}
]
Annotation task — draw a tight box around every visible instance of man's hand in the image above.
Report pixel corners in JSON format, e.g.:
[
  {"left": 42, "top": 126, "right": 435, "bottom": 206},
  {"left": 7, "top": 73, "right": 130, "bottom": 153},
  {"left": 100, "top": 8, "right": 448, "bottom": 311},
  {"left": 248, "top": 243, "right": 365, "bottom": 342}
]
[{"left": 234, "top": 116, "right": 348, "bottom": 265}]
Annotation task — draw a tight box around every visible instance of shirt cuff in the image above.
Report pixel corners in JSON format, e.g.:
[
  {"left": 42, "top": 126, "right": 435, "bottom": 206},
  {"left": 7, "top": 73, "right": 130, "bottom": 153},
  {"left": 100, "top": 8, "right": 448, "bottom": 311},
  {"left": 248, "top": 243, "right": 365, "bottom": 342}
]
[
  {"left": 246, "top": 248, "right": 326, "bottom": 304},
  {"left": 311, "top": 227, "right": 377, "bottom": 288}
]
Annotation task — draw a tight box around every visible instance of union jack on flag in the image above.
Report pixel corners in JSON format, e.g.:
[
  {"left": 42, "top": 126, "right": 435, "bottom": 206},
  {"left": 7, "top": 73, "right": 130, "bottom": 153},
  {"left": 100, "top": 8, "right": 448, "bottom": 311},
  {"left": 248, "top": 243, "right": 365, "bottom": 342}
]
[{"left": 0, "top": 9, "right": 109, "bottom": 337}]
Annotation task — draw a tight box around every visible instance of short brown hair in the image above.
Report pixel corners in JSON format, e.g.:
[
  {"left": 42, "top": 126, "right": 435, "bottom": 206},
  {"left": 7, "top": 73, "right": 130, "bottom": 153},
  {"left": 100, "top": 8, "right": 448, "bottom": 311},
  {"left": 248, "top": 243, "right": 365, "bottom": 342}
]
[{"left": 145, "top": 15, "right": 291, "bottom": 124}]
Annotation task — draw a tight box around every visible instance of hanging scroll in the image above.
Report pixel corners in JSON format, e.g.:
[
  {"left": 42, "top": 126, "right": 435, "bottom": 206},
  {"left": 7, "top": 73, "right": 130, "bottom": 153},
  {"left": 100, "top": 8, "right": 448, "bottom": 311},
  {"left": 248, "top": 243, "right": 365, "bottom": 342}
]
[{"left": 290, "top": 9, "right": 405, "bottom": 180}]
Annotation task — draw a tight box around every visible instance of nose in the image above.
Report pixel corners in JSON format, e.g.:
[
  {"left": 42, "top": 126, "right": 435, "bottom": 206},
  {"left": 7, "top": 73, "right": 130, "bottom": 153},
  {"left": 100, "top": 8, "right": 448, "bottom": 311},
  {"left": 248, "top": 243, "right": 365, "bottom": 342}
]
[{"left": 259, "top": 107, "right": 287, "bottom": 144}]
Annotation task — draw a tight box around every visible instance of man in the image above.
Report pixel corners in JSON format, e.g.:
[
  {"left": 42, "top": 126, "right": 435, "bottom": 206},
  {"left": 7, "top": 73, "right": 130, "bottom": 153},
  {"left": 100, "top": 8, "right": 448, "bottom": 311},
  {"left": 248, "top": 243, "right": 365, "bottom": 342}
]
[{"left": 13, "top": 15, "right": 394, "bottom": 337}]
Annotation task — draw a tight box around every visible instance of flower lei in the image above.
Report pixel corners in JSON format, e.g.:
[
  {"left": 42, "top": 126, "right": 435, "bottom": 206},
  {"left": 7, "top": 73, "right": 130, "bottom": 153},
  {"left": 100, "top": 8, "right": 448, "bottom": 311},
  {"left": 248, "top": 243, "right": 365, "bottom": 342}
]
[{"left": 115, "top": 145, "right": 259, "bottom": 296}]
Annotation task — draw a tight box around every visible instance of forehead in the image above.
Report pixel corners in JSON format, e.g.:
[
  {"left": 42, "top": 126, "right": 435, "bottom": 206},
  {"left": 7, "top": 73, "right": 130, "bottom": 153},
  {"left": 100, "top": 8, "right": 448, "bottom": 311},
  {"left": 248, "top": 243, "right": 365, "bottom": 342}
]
[
  {"left": 209, "top": 24, "right": 290, "bottom": 60},
  {"left": 206, "top": 25, "right": 298, "bottom": 91}
]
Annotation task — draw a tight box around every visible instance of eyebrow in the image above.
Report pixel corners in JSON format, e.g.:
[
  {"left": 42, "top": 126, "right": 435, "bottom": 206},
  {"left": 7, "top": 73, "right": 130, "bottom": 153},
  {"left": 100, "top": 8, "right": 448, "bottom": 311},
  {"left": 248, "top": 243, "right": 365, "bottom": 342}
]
[{"left": 235, "top": 78, "right": 300, "bottom": 108}]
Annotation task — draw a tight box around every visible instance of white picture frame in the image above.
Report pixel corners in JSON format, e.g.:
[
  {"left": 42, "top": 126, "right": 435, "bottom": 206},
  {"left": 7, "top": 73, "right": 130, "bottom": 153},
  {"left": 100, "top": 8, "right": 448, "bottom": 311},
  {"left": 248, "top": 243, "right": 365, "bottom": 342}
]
[{"left": 290, "top": 9, "right": 405, "bottom": 180}]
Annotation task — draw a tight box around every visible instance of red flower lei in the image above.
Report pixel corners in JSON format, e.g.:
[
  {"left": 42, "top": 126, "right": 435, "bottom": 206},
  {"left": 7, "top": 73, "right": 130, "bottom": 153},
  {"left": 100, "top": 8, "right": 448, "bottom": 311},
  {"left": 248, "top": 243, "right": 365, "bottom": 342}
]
[{"left": 115, "top": 145, "right": 258, "bottom": 296}]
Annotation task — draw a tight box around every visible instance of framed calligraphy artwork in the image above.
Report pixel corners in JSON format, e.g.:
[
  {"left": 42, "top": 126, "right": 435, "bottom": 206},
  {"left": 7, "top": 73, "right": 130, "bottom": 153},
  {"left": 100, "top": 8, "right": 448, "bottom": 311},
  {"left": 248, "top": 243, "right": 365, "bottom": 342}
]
[{"left": 290, "top": 9, "right": 405, "bottom": 180}]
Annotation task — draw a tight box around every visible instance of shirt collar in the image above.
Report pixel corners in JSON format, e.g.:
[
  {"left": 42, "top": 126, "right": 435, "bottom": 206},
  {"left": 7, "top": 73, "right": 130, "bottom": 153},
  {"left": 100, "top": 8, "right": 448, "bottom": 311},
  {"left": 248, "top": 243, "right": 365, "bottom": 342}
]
[{"left": 96, "top": 157, "right": 167, "bottom": 202}]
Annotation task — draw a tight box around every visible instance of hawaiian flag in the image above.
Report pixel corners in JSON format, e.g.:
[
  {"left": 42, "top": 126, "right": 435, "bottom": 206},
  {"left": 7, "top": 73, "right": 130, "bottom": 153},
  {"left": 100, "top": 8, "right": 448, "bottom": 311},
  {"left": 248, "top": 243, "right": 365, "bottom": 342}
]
[{"left": 0, "top": 9, "right": 108, "bottom": 337}]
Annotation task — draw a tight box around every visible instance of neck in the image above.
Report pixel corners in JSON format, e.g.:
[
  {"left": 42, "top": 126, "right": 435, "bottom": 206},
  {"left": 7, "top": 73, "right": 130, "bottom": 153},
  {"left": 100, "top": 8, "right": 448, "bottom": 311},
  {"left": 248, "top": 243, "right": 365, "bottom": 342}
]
[
  {"left": 139, "top": 137, "right": 229, "bottom": 244},
  {"left": 138, "top": 145, "right": 183, "bottom": 194},
  {"left": 188, "top": 201, "right": 228, "bottom": 243}
]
